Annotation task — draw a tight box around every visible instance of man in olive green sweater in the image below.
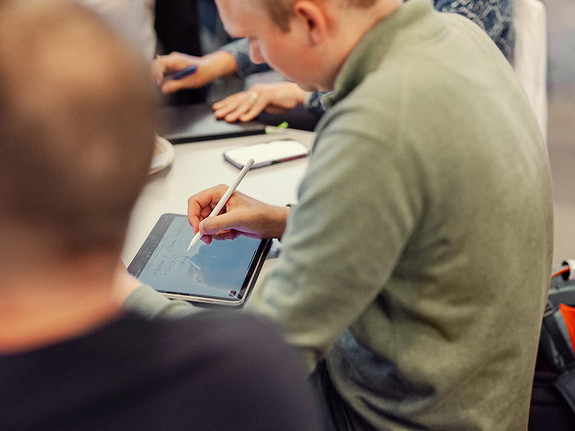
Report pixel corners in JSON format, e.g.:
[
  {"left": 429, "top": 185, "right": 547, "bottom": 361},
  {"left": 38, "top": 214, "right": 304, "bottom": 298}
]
[{"left": 124, "top": 0, "right": 554, "bottom": 429}]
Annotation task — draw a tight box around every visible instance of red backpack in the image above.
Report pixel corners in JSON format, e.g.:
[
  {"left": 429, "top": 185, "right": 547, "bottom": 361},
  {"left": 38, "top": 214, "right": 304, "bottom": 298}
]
[{"left": 529, "top": 260, "right": 575, "bottom": 430}]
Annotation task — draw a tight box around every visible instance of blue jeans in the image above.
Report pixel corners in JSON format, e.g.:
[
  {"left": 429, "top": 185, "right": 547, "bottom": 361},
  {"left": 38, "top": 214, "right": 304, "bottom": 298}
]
[{"left": 308, "top": 360, "right": 351, "bottom": 431}]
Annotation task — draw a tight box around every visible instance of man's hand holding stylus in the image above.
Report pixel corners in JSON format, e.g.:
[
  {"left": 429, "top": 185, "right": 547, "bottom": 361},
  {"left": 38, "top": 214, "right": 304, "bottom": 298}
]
[{"left": 187, "top": 185, "right": 290, "bottom": 244}]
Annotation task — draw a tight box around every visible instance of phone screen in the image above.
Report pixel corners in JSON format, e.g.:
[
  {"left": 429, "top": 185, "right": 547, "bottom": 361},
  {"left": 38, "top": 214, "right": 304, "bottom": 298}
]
[{"left": 224, "top": 139, "right": 309, "bottom": 169}]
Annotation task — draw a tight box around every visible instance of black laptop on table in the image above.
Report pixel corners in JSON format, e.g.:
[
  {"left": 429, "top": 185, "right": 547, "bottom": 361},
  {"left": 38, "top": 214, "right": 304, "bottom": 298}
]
[{"left": 159, "top": 103, "right": 266, "bottom": 144}]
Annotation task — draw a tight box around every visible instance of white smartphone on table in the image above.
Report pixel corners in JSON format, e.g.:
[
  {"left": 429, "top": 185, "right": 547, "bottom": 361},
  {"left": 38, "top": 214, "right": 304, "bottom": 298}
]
[{"left": 223, "top": 139, "right": 309, "bottom": 169}]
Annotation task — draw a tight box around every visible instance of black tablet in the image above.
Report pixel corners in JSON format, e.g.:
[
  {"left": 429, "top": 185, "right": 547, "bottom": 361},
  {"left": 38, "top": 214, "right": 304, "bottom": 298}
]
[{"left": 127, "top": 214, "right": 271, "bottom": 306}]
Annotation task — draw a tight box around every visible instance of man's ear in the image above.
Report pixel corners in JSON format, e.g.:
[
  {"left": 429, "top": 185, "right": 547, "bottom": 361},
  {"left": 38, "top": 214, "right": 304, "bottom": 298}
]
[{"left": 292, "top": 1, "right": 328, "bottom": 45}]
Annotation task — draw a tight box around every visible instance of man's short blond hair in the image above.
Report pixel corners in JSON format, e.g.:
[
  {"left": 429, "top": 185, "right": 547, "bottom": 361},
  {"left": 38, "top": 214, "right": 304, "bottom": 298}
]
[{"left": 262, "top": 0, "right": 378, "bottom": 31}]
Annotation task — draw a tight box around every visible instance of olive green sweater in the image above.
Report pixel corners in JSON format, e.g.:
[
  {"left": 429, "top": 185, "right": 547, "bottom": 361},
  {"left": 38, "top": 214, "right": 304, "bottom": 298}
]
[{"left": 125, "top": 0, "right": 553, "bottom": 429}]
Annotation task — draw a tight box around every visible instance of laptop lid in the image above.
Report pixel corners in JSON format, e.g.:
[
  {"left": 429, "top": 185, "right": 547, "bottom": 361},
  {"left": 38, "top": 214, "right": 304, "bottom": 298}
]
[{"left": 159, "top": 103, "right": 266, "bottom": 144}]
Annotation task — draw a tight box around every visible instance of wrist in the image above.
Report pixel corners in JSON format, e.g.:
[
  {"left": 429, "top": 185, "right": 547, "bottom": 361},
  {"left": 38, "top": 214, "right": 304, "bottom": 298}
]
[
  {"left": 302, "top": 91, "right": 312, "bottom": 107},
  {"left": 203, "top": 50, "right": 238, "bottom": 80},
  {"left": 267, "top": 205, "right": 291, "bottom": 240}
]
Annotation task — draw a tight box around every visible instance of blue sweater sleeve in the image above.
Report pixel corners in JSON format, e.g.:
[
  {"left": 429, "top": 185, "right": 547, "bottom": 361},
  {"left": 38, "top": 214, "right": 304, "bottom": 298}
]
[{"left": 219, "top": 38, "right": 272, "bottom": 77}]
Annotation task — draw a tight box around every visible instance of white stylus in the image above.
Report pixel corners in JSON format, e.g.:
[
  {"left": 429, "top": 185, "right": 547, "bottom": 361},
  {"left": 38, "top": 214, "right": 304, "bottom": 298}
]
[{"left": 187, "top": 158, "right": 255, "bottom": 252}]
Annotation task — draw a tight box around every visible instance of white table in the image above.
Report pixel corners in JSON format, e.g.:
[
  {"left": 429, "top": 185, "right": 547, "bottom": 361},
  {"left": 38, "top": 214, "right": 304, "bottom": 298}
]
[{"left": 122, "top": 129, "right": 315, "bottom": 268}]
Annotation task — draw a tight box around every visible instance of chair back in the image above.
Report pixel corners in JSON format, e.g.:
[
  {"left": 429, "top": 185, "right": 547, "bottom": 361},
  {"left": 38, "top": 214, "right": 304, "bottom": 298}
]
[{"left": 512, "top": 0, "right": 548, "bottom": 141}]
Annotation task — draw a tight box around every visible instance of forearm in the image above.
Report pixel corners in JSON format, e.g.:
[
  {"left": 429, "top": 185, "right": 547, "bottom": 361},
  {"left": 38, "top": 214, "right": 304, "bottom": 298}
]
[
  {"left": 201, "top": 50, "right": 238, "bottom": 81},
  {"left": 123, "top": 285, "right": 200, "bottom": 319}
]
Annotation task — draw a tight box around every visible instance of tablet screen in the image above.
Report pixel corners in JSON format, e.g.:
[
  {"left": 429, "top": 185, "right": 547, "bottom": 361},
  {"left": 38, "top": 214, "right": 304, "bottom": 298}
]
[{"left": 127, "top": 214, "right": 270, "bottom": 305}]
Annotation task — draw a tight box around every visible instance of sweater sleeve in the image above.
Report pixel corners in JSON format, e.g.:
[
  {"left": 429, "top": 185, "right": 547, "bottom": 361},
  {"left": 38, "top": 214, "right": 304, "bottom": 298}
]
[
  {"left": 123, "top": 285, "right": 201, "bottom": 319},
  {"left": 219, "top": 38, "right": 272, "bottom": 77},
  {"left": 245, "top": 106, "right": 420, "bottom": 372}
]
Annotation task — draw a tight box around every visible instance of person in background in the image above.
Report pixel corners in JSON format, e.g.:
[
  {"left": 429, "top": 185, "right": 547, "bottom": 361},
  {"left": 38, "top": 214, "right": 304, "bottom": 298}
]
[
  {"left": 124, "top": 0, "right": 553, "bottom": 429},
  {"left": 0, "top": 1, "right": 320, "bottom": 430},
  {"left": 74, "top": 0, "right": 157, "bottom": 59},
  {"left": 153, "top": 0, "right": 515, "bottom": 121},
  {"left": 154, "top": 0, "right": 209, "bottom": 104}
]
